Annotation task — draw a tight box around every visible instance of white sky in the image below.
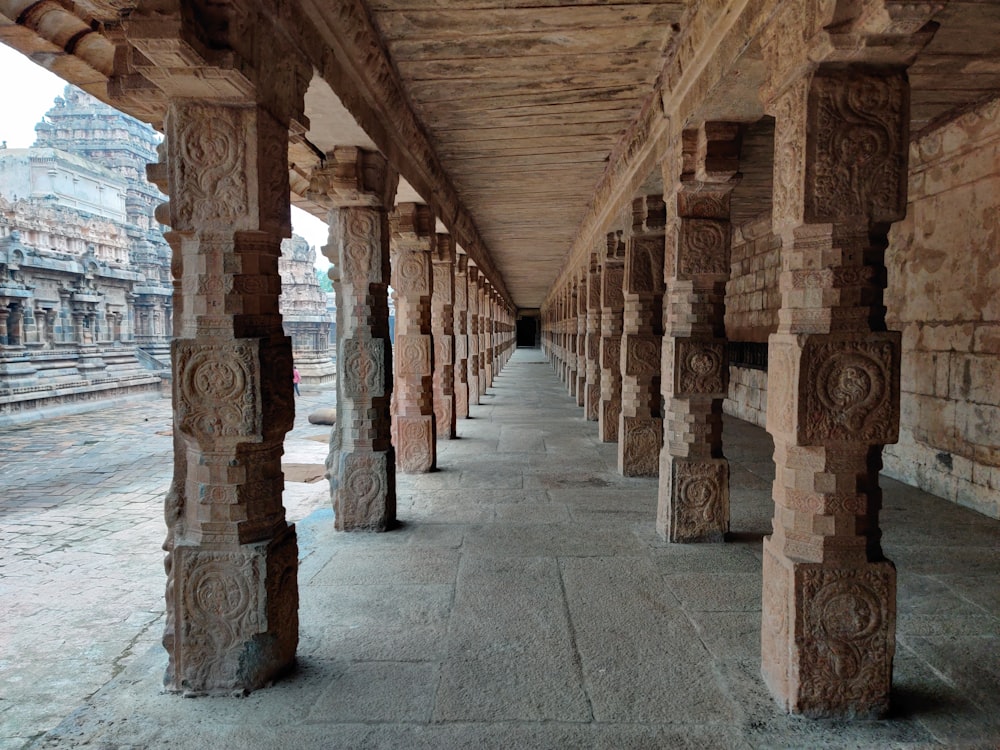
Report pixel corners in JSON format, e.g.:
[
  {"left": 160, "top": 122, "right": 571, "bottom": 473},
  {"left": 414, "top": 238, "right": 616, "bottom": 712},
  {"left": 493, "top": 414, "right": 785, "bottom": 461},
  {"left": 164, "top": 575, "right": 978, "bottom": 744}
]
[{"left": 0, "top": 44, "right": 331, "bottom": 267}]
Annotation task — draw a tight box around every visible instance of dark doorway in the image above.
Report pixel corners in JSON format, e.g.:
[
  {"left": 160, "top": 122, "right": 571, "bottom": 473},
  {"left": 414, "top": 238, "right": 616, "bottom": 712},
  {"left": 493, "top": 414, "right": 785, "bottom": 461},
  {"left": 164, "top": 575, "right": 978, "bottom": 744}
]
[{"left": 516, "top": 316, "right": 539, "bottom": 347}]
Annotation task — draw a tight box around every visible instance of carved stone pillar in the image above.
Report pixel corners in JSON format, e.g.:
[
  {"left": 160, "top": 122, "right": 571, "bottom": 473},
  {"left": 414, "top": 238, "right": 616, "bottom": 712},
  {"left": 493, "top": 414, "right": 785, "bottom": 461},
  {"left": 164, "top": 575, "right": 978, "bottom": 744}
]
[
  {"left": 152, "top": 100, "right": 300, "bottom": 694},
  {"left": 390, "top": 203, "right": 437, "bottom": 473},
  {"left": 658, "top": 124, "right": 739, "bottom": 543},
  {"left": 431, "top": 233, "right": 456, "bottom": 439},
  {"left": 618, "top": 196, "right": 665, "bottom": 476},
  {"left": 584, "top": 254, "right": 602, "bottom": 421},
  {"left": 575, "top": 271, "right": 587, "bottom": 407},
  {"left": 599, "top": 232, "right": 625, "bottom": 442},
  {"left": 467, "top": 265, "right": 481, "bottom": 407},
  {"left": 0, "top": 307, "right": 9, "bottom": 346},
  {"left": 454, "top": 255, "right": 470, "bottom": 419},
  {"left": 477, "top": 275, "right": 488, "bottom": 398},
  {"left": 760, "top": 67, "right": 908, "bottom": 718},
  {"left": 483, "top": 286, "right": 494, "bottom": 389},
  {"left": 310, "top": 148, "right": 398, "bottom": 532}
]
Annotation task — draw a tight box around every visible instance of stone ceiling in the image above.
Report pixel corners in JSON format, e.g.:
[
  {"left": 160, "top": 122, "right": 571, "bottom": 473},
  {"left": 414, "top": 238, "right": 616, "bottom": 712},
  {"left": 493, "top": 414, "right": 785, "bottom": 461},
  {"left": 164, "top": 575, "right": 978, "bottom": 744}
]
[{"left": 350, "top": 0, "right": 686, "bottom": 310}]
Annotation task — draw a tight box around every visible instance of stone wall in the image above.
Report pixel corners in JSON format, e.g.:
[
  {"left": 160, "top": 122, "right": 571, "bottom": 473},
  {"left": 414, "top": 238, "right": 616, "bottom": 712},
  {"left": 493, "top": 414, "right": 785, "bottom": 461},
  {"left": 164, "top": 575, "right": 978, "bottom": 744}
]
[
  {"left": 723, "top": 215, "right": 779, "bottom": 428},
  {"left": 882, "top": 95, "right": 1000, "bottom": 518},
  {"left": 724, "top": 365, "right": 767, "bottom": 428},
  {"left": 724, "top": 216, "right": 780, "bottom": 343}
]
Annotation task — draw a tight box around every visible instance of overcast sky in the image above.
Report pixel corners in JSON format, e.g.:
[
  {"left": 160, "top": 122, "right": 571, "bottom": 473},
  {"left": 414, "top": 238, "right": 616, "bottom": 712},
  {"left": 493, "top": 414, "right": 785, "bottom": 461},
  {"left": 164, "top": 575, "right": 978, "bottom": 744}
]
[{"left": 0, "top": 44, "right": 331, "bottom": 267}]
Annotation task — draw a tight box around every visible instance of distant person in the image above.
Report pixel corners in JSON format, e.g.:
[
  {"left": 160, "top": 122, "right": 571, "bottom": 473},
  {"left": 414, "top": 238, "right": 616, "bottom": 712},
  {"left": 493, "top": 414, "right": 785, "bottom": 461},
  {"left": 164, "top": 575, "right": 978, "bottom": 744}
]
[{"left": 292, "top": 366, "right": 301, "bottom": 396}]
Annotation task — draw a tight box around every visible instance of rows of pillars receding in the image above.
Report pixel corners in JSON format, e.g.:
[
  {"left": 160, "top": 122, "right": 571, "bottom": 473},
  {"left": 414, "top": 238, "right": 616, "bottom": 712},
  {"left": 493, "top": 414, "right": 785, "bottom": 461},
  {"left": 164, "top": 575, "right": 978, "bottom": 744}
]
[{"left": 541, "top": 67, "right": 908, "bottom": 718}]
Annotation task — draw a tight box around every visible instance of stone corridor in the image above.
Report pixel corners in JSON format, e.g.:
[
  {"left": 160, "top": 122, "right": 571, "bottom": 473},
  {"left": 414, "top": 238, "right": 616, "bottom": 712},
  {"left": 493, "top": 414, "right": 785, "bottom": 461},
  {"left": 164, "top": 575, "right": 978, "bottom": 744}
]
[{"left": 3, "top": 348, "right": 999, "bottom": 748}]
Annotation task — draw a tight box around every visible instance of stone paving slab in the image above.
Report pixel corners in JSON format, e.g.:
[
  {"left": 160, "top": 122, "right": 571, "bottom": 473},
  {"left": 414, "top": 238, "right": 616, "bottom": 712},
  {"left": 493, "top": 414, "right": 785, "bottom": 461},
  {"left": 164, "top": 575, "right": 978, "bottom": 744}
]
[{"left": 3, "top": 349, "right": 1000, "bottom": 749}]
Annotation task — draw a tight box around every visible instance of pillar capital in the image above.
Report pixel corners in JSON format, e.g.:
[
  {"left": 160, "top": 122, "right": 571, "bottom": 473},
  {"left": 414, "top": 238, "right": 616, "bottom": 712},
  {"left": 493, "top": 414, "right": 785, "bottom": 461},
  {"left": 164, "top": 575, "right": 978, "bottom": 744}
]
[{"left": 308, "top": 148, "right": 398, "bottom": 210}]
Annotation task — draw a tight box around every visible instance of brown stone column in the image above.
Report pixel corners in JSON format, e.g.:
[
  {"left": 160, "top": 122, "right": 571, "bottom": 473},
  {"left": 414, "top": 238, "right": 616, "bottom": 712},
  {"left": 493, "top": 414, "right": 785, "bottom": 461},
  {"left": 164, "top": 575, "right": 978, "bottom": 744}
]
[
  {"left": 390, "top": 203, "right": 437, "bottom": 473},
  {"left": 575, "top": 271, "right": 587, "bottom": 407},
  {"left": 477, "top": 275, "right": 488, "bottom": 398},
  {"left": 760, "top": 67, "right": 907, "bottom": 718},
  {"left": 467, "top": 265, "right": 481, "bottom": 407},
  {"left": 431, "top": 233, "right": 456, "bottom": 439},
  {"left": 599, "top": 231, "right": 625, "bottom": 442},
  {"left": 311, "top": 148, "right": 398, "bottom": 533},
  {"left": 658, "top": 124, "right": 739, "bottom": 542},
  {"left": 454, "top": 255, "right": 470, "bottom": 419},
  {"left": 153, "top": 100, "right": 301, "bottom": 693},
  {"left": 618, "top": 196, "right": 665, "bottom": 476},
  {"left": 484, "top": 286, "right": 494, "bottom": 389},
  {"left": 567, "top": 282, "right": 579, "bottom": 399},
  {"left": 585, "top": 252, "right": 603, "bottom": 421}
]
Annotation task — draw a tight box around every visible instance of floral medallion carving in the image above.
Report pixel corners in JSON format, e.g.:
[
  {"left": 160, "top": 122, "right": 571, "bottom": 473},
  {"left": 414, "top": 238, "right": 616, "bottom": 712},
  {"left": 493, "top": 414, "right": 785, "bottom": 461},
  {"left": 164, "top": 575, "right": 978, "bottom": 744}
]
[
  {"left": 176, "top": 340, "right": 259, "bottom": 443},
  {"left": 625, "top": 336, "right": 661, "bottom": 377},
  {"left": 340, "top": 338, "right": 385, "bottom": 398},
  {"left": 801, "top": 337, "right": 898, "bottom": 444},
  {"left": 679, "top": 219, "right": 729, "bottom": 275},
  {"left": 805, "top": 71, "right": 907, "bottom": 225},
  {"left": 176, "top": 548, "right": 261, "bottom": 690},
  {"left": 342, "top": 208, "right": 379, "bottom": 283},
  {"left": 337, "top": 451, "right": 392, "bottom": 530},
  {"left": 602, "top": 337, "right": 622, "bottom": 374},
  {"left": 627, "top": 238, "right": 664, "bottom": 293},
  {"left": 396, "top": 335, "right": 431, "bottom": 376},
  {"left": 173, "top": 105, "right": 247, "bottom": 227},
  {"left": 675, "top": 340, "right": 725, "bottom": 395},
  {"left": 798, "top": 565, "right": 894, "bottom": 714},
  {"left": 622, "top": 417, "right": 662, "bottom": 476},
  {"left": 394, "top": 251, "right": 430, "bottom": 296},
  {"left": 396, "top": 416, "right": 434, "bottom": 472},
  {"left": 670, "top": 459, "right": 728, "bottom": 540}
]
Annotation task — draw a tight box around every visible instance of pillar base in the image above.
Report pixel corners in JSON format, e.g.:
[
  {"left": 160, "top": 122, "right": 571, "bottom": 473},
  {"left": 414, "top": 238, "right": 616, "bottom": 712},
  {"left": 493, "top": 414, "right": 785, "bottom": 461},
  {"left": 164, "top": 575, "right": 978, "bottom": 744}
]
[
  {"left": 761, "top": 538, "right": 896, "bottom": 718},
  {"left": 333, "top": 449, "right": 397, "bottom": 530},
  {"left": 656, "top": 456, "right": 728, "bottom": 542},
  {"left": 165, "top": 524, "right": 298, "bottom": 695}
]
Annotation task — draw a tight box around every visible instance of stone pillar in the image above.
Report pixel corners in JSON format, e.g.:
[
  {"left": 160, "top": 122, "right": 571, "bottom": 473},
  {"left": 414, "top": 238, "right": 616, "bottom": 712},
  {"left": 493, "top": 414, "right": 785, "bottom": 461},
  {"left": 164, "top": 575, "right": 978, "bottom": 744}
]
[
  {"left": 0, "top": 307, "right": 9, "bottom": 346},
  {"left": 483, "top": 285, "right": 493, "bottom": 389},
  {"left": 585, "top": 252, "right": 603, "bottom": 421},
  {"left": 617, "top": 196, "right": 665, "bottom": 476},
  {"left": 310, "top": 147, "right": 398, "bottom": 532},
  {"left": 431, "top": 233, "right": 456, "bottom": 439},
  {"left": 658, "top": 124, "right": 739, "bottom": 542},
  {"left": 477, "top": 275, "right": 488, "bottom": 398},
  {"left": 153, "top": 100, "right": 301, "bottom": 694},
  {"left": 760, "top": 67, "right": 908, "bottom": 718},
  {"left": 390, "top": 203, "right": 437, "bottom": 473},
  {"left": 575, "top": 271, "right": 587, "bottom": 407},
  {"left": 599, "top": 231, "right": 625, "bottom": 442},
  {"left": 454, "top": 255, "right": 470, "bottom": 419},
  {"left": 467, "top": 265, "right": 481, "bottom": 407}
]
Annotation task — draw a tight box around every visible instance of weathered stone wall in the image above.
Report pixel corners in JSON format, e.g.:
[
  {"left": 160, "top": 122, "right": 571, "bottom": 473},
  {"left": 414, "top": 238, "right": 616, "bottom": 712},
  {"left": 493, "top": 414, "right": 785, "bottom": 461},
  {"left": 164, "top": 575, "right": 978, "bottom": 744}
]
[
  {"left": 883, "top": 95, "right": 1000, "bottom": 518},
  {"left": 723, "top": 215, "right": 779, "bottom": 428},
  {"left": 723, "top": 216, "right": 780, "bottom": 343},
  {"left": 724, "top": 365, "right": 767, "bottom": 428}
]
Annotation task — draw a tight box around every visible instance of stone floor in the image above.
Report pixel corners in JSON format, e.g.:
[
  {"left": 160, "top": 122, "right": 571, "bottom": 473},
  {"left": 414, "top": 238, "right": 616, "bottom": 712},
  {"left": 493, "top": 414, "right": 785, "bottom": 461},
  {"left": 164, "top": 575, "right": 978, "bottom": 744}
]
[{"left": 2, "top": 347, "right": 1000, "bottom": 749}]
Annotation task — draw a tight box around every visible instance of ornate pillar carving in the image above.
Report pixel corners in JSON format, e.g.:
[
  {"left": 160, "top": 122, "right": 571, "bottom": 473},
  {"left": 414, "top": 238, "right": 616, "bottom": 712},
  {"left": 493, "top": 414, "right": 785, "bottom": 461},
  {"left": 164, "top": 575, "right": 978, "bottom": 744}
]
[
  {"left": 390, "top": 203, "right": 437, "bottom": 473},
  {"left": 761, "top": 67, "right": 909, "bottom": 718},
  {"left": 658, "top": 124, "right": 740, "bottom": 542},
  {"left": 310, "top": 147, "right": 399, "bottom": 532},
  {"left": 477, "top": 275, "right": 488, "bottom": 398},
  {"left": 453, "top": 255, "right": 470, "bottom": 419},
  {"left": 467, "top": 265, "right": 481, "bottom": 407},
  {"left": 575, "top": 271, "right": 587, "bottom": 407},
  {"left": 599, "top": 231, "right": 625, "bottom": 442},
  {"left": 152, "top": 100, "right": 301, "bottom": 693},
  {"left": 585, "top": 253, "right": 603, "bottom": 421},
  {"left": 618, "top": 196, "right": 665, "bottom": 476},
  {"left": 431, "top": 233, "right": 456, "bottom": 439}
]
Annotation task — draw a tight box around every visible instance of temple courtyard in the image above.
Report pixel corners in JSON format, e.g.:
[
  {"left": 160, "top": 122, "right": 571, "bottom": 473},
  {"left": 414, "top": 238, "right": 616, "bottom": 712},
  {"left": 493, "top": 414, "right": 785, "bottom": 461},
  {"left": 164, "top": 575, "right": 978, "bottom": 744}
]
[{"left": 2, "top": 348, "right": 999, "bottom": 749}]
